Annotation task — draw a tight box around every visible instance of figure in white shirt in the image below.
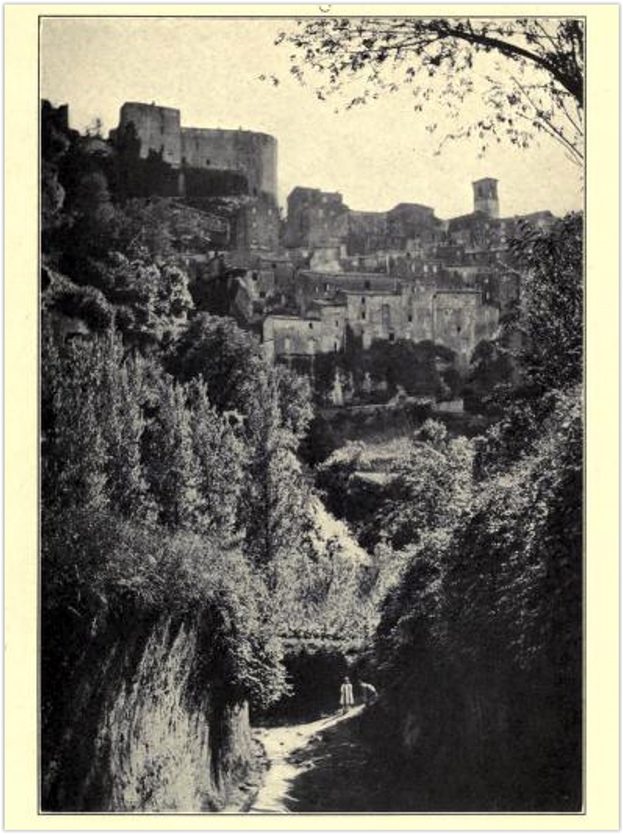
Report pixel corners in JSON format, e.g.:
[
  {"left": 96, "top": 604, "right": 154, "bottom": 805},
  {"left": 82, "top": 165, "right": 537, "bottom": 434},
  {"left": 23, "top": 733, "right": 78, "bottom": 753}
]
[{"left": 339, "top": 676, "right": 354, "bottom": 714}]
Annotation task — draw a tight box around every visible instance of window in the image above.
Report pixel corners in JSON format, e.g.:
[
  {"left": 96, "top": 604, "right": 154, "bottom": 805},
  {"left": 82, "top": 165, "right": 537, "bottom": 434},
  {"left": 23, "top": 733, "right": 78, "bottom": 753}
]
[
  {"left": 308, "top": 322, "right": 314, "bottom": 330},
  {"left": 361, "top": 297, "right": 366, "bottom": 304},
  {"left": 259, "top": 291, "right": 266, "bottom": 299},
  {"left": 252, "top": 272, "right": 258, "bottom": 282},
  {"left": 364, "top": 280, "right": 371, "bottom": 290},
  {"left": 206, "top": 159, "right": 210, "bottom": 166},
  {"left": 335, "top": 319, "right": 339, "bottom": 327},
  {"left": 361, "top": 311, "right": 366, "bottom": 320},
  {"left": 389, "top": 333, "right": 395, "bottom": 342},
  {"left": 408, "top": 315, "right": 413, "bottom": 323},
  {"left": 456, "top": 325, "right": 462, "bottom": 334}
]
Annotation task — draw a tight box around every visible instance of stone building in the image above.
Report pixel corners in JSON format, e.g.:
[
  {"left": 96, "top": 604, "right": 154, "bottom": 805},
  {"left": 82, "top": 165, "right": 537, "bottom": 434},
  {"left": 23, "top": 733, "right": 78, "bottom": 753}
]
[
  {"left": 263, "top": 304, "right": 347, "bottom": 362},
  {"left": 114, "top": 102, "right": 278, "bottom": 200},
  {"left": 110, "top": 102, "right": 280, "bottom": 252},
  {"left": 262, "top": 278, "right": 499, "bottom": 369},
  {"left": 283, "top": 187, "right": 443, "bottom": 258},
  {"left": 261, "top": 175, "right": 558, "bottom": 373},
  {"left": 473, "top": 177, "right": 500, "bottom": 218}
]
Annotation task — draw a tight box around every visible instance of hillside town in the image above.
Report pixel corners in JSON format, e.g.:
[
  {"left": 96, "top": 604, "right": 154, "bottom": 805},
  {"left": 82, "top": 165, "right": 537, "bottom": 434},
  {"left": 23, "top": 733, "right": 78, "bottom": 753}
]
[{"left": 43, "top": 99, "right": 556, "bottom": 411}]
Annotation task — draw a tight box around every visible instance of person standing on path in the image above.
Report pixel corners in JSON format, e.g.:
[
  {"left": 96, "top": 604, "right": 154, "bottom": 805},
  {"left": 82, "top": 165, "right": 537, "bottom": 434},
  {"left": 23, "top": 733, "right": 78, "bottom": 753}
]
[{"left": 339, "top": 676, "right": 354, "bottom": 714}]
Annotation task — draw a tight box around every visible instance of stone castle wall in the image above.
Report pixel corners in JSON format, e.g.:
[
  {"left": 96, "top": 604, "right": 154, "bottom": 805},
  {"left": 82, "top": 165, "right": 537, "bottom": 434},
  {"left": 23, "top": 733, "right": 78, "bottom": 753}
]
[
  {"left": 116, "top": 102, "right": 278, "bottom": 200},
  {"left": 118, "top": 102, "right": 182, "bottom": 167},
  {"left": 181, "top": 128, "right": 277, "bottom": 199}
]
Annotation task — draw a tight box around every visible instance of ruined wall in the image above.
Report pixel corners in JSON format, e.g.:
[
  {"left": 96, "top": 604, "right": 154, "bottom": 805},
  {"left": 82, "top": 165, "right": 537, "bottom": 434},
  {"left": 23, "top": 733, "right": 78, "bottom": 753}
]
[
  {"left": 181, "top": 128, "right": 278, "bottom": 198},
  {"left": 182, "top": 167, "right": 248, "bottom": 198},
  {"left": 266, "top": 278, "right": 498, "bottom": 365},
  {"left": 263, "top": 311, "right": 346, "bottom": 361},
  {"left": 387, "top": 203, "right": 438, "bottom": 243},
  {"left": 284, "top": 188, "right": 349, "bottom": 249},
  {"left": 432, "top": 291, "right": 499, "bottom": 366},
  {"left": 284, "top": 189, "right": 443, "bottom": 256},
  {"left": 234, "top": 194, "right": 280, "bottom": 251},
  {"left": 118, "top": 102, "right": 182, "bottom": 167},
  {"left": 346, "top": 211, "right": 388, "bottom": 255},
  {"left": 344, "top": 289, "right": 437, "bottom": 349}
]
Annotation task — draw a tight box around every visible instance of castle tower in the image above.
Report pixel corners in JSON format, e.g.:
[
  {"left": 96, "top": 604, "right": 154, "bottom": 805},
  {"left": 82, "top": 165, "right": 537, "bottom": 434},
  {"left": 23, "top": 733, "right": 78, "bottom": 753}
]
[
  {"left": 472, "top": 178, "right": 499, "bottom": 218},
  {"left": 117, "top": 102, "right": 182, "bottom": 167}
]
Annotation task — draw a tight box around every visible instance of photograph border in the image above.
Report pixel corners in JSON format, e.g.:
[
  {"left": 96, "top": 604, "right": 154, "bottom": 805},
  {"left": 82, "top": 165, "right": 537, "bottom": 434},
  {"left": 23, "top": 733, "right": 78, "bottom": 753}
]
[{"left": 6, "top": 4, "right": 618, "bottom": 830}]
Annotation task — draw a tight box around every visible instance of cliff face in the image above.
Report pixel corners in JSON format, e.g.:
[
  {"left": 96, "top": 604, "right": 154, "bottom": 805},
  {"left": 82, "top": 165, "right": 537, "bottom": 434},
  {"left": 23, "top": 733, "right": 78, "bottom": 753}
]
[{"left": 42, "top": 614, "right": 254, "bottom": 812}]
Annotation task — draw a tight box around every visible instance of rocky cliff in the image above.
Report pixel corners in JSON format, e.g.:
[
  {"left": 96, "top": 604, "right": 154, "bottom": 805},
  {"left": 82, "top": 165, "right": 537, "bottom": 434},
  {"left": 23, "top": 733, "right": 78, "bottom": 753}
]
[{"left": 42, "top": 614, "right": 254, "bottom": 811}]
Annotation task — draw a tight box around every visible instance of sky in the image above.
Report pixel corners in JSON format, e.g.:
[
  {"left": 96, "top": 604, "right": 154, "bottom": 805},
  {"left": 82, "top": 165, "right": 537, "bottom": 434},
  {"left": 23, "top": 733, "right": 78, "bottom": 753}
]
[{"left": 40, "top": 17, "right": 583, "bottom": 219}]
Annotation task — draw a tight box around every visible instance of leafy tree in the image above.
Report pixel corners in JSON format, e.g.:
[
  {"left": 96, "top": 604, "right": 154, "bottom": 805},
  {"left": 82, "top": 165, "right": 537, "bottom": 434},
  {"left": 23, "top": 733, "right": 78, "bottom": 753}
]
[
  {"left": 98, "top": 335, "right": 154, "bottom": 521},
  {"left": 43, "top": 270, "right": 114, "bottom": 333},
  {"left": 365, "top": 339, "right": 455, "bottom": 397},
  {"left": 464, "top": 337, "right": 517, "bottom": 411},
  {"left": 43, "top": 339, "right": 109, "bottom": 513},
  {"left": 166, "top": 313, "right": 264, "bottom": 413},
  {"left": 116, "top": 198, "right": 219, "bottom": 260},
  {"left": 273, "top": 364, "right": 314, "bottom": 441},
  {"left": 240, "top": 370, "right": 312, "bottom": 576},
  {"left": 187, "top": 379, "right": 245, "bottom": 536},
  {"left": 100, "top": 253, "right": 193, "bottom": 346},
  {"left": 511, "top": 212, "right": 583, "bottom": 393},
  {"left": 143, "top": 377, "right": 200, "bottom": 530},
  {"left": 273, "top": 17, "right": 583, "bottom": 163},
  {"left": 375, "top": 420, "right": 474, "bottom": 548}
]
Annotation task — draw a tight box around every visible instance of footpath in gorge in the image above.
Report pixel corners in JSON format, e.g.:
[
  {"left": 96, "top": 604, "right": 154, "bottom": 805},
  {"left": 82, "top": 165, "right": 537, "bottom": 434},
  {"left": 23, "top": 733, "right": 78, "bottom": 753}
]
[{"left": 226, "top": 704, "right": 409, "bottom": 814}]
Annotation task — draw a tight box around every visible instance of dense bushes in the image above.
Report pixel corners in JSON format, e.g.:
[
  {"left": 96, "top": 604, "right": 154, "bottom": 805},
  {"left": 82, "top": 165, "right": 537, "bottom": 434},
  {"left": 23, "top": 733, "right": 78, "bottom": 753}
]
[
  {"left": 371, "top": 392, "right": 582, "bottom": 809},
  {"left": 365, "top": 213, "right": 583, "bottom": 811},
  {"left": 41, "top": 313, "right": 377, "bottom": 722}
]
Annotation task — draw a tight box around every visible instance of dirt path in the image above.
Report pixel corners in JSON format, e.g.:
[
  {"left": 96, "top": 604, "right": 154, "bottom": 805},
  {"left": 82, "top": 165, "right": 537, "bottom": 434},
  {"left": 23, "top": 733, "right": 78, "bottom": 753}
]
[{"left": 248, "top": 706, "right": 366, "bottom": 814}]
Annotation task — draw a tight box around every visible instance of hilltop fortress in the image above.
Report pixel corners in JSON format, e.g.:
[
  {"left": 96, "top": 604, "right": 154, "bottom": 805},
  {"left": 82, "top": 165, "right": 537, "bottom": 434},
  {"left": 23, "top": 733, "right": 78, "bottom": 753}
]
[
  {"left": 112, "top": 101, "right": 278, "bottom": 199},
  {"left": 45, "top": 99, "right": 557, "bottom": 403}
]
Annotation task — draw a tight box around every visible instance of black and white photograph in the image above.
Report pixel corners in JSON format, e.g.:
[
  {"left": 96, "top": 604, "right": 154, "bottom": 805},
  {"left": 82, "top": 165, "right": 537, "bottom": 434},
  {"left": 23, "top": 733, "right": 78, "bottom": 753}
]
[{"left": 38, "top": 12, "right": 585, "bottom": 815}]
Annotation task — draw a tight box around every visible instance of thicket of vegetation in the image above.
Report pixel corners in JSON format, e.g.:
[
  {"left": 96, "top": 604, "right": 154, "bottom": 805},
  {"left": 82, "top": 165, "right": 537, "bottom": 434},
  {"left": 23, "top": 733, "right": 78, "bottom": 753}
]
[
  {"left": 289, "top": 330, "right": 460, "bottom": 407},
  {"left": 41, "top": 115, "right": 386, "bottom": 800},
  {"left": 361, "top": 213, "right": 583, "bottom": 811}
]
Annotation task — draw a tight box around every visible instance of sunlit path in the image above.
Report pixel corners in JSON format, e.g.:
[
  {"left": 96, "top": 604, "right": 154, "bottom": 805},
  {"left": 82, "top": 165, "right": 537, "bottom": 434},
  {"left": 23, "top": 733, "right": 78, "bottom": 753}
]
[{"left": 247, "top": 707, "right": 365, "bottom": 813}]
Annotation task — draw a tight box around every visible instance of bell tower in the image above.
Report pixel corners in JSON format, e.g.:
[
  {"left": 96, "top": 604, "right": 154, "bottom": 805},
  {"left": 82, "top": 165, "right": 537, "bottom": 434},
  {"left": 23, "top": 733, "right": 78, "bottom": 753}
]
[{"left": 473, "top": 178, "right": 499, "bottom": 218}]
